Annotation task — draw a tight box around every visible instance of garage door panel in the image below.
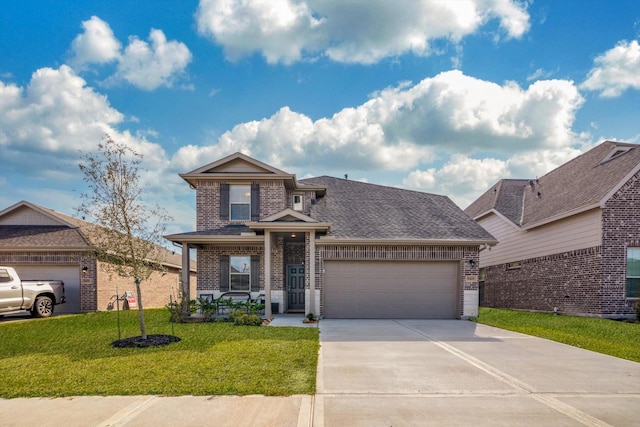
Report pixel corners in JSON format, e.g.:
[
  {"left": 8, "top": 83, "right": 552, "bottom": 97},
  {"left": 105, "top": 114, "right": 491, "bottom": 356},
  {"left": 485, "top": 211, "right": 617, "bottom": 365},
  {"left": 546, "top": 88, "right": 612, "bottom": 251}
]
[
  {"left": 324, "top": 261, "right": 458, "bottom": 319},
  {"left": 12, "top": 265, "right": 80, "bottom": 314}
]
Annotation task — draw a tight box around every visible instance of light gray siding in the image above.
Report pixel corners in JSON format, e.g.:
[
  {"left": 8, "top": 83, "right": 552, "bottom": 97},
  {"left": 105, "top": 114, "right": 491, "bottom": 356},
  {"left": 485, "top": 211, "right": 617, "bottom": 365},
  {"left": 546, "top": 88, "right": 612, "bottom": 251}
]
[{"left": 479, "top": 208, "right": 602, "bottom": 267}]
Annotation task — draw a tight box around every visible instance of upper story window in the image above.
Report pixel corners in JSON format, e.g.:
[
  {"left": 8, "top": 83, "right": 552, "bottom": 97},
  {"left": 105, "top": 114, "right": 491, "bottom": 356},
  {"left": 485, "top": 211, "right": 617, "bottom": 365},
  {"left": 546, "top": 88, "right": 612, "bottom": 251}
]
[
  {"left": 230, "top": 185, "right": 251, "bottom": 220},
  {"left": 627, "top": 247, "right": 640, "bottom": 298},
  {"left": 292, "top": 194, "right": 303, "bottom": 211}
]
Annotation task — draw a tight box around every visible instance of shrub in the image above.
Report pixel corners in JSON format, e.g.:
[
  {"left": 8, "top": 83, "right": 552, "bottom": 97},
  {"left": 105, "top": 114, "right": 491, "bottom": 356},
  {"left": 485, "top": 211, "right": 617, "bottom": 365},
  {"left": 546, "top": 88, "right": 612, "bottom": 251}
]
[
  {"left": 166, "top": 292, "right": 196, "bottom": 323},
  {"left": 228, "top": 310, "right": 262, "bottom": 326}
]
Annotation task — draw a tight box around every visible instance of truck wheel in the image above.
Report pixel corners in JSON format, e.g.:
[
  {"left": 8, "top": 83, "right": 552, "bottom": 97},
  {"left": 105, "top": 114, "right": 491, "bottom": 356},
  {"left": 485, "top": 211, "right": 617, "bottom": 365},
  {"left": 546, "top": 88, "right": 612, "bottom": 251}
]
[{"left": 31, "top": 296, "right": 54, "bottom": 318}]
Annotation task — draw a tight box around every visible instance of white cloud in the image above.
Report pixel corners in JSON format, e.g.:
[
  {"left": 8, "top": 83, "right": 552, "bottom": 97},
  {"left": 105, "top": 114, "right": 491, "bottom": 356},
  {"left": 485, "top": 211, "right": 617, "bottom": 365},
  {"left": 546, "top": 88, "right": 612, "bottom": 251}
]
[
  {"left": 581, "top": 40, "right": 640, "bottom": 97},
  {"left": 196, "top": 0, "right": 530, "bottom": 64},
  {"left": 404, "top": 155, "right": 508, "bottom": 206},
  {"left": 69, "top": 17, "right": 191, "bottom": 90},
  {"left": 69, "top": 16, "right": 121, "bottom": 69},
  {"left": 115, "top": 29, "right": 192, "bottom": 90},
  {"left": 0, "top": 65, "right": 198, "bottom": 228},
  {"left": 0, "top": 66, "right": 174, "bottom": 178},
  {"left": 173, "top": 69, "right": 584, "bottom": 193}
]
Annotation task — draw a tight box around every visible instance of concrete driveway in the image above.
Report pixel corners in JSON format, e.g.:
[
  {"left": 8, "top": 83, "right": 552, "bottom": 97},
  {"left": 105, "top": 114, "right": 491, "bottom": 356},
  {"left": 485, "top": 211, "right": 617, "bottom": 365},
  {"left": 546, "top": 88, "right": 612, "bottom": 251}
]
[{"left": 315, "top": 319, "right": 640, "bottom": 427}]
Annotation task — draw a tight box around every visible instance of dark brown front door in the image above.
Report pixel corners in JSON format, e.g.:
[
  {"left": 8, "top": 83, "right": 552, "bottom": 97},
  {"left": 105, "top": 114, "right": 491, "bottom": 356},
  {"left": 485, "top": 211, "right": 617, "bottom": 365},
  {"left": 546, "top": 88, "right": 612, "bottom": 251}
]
[{"left": 287, "top": 265, "right": 305, "bottom": 310}]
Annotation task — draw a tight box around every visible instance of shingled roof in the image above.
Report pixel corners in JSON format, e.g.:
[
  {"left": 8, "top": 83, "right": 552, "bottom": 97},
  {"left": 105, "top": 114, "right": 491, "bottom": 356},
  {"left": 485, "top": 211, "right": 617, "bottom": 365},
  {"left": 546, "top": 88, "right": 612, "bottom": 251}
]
[
  {"left": 464, "top": 179, "right": 529, "bottom": 224},
  {"left": 0, "top": 201, "right": 193, "bottom": 270},
  {"left": 0, "top": 225, "right": 90, "bottom": 250},
  {"left": 300, "top": 176, "right": 496, "bottom": 242},
  {"left": 465, "top": 141, "right": 640, "bottom": 228}
]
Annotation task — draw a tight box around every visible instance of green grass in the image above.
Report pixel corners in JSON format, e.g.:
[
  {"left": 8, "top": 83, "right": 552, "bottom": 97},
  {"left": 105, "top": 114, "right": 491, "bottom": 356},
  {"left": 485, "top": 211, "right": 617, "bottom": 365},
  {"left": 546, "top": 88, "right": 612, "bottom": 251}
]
[
  {"left": 473, "top": 307, "right": 640, "bottom": 362},
  {"left": 0, "top": 309, "right": 319, "bottom": 398}
]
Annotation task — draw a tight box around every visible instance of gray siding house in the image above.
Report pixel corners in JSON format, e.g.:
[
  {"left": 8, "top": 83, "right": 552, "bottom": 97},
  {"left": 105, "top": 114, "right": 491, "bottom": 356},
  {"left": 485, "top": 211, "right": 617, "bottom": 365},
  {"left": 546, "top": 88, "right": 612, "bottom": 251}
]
[
  {"left": 166, "top": 152, "right": 496, "bottom": 319},
  {"left": 465, "top": 141, "right": 640, "bottom": 318}
]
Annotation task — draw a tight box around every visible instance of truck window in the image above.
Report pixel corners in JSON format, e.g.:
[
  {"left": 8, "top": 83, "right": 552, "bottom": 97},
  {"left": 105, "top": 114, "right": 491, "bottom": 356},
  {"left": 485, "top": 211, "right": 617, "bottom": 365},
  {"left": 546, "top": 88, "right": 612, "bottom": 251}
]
[{"left": 0, "top": 269, "right": 13, "bottom": 282}]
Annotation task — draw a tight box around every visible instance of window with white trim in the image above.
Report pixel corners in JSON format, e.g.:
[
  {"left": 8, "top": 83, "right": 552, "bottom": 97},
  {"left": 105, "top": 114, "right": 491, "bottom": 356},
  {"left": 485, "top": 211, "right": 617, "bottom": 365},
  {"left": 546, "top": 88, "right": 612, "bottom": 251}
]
[
  {"left": 230, "top": 256, "right": 251, "bottom": 291},
  {"left": 230, "top": 185, "right": 251, "bottom": 220},
  {"left": 292, "top": 193, "right": 303, "bottom": 211},
  {"left": 626, "top": 248, "right": 640, "bottom": 298}
]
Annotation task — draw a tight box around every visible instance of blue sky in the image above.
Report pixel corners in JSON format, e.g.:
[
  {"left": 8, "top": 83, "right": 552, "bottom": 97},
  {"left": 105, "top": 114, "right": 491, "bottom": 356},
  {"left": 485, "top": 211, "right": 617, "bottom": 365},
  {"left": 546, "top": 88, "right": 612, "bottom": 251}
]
[{"left": 1, "top": 0, "right": 640, "bottom": 234}]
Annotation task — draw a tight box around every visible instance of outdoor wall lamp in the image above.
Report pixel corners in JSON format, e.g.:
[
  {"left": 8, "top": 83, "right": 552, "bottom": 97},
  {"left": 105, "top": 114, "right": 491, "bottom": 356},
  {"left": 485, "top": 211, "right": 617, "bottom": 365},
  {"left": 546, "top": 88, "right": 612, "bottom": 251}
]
[
  {"left": 468, "top": 259, "right": 476, "bottom": 267},
  {"left": 82, "top": 266, "right": 89, "bottom": 275},
  {"left": 291, "top": 233, "right": 296, "bottom": 238}
]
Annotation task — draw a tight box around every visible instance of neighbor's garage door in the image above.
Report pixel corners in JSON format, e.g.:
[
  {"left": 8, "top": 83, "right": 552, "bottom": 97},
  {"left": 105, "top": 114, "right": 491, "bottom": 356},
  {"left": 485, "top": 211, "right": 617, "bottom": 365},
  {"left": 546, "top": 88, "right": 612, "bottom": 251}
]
[
  {"left": 13, "top": 265, "right": 80, "bottom": 314},
  {"left": 323, "top": 261, "right": 459, "bottom": 319}
]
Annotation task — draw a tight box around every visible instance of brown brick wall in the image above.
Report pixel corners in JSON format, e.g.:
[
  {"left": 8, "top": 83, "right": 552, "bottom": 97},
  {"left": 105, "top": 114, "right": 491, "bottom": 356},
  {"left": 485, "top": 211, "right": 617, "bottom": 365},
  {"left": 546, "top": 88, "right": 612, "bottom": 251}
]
[
  {"left": 482, "top": 247, "right": 604, "bottom": 316},
  {"left": 196, "top": 180, "right": 286, "bottom": 230},
  {"left": 197, "top": 245, "right": 264, "bottom": 293},
  {"left": 602, "top": 170, "right": 640, "bottom": 315},
  {"left": 95, "top": 261, "right": 197, "bottom": 311}
]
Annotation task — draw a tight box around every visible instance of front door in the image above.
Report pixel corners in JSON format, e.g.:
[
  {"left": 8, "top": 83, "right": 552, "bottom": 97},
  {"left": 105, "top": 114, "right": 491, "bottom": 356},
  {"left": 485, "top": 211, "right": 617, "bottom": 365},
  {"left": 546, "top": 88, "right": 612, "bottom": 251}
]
[{"left": 287, "top": 265, "right": 305, "bottom": 310}]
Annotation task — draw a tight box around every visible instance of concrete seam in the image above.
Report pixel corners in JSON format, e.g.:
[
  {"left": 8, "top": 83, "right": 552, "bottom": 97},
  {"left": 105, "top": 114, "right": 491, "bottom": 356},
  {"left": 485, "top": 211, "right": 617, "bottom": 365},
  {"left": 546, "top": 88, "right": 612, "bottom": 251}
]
[
  {"left": 96, "top": 395, "right": 158, "bottom": 426},
  {"left": 396, "top": 321, "right": 613, "bottom": 427}
]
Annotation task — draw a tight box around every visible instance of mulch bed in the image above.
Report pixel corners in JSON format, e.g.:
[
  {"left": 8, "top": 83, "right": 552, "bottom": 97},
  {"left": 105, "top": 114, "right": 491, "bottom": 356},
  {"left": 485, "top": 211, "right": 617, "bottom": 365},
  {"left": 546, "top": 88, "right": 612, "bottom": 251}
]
[{"left": 112, "top": 334, "right": 181, "bottom": 348}]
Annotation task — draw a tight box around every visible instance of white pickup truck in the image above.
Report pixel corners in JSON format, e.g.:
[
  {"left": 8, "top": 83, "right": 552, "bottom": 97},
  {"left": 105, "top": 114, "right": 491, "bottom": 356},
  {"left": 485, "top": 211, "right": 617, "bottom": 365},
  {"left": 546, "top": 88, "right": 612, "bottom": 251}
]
[{"left": 0, "top": 266, "right": 66, "bottom": 318}]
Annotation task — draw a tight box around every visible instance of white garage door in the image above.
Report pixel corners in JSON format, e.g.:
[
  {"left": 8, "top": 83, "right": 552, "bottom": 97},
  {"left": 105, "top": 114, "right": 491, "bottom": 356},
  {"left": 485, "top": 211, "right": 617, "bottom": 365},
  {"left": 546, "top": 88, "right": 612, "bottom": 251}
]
[
  {"left": 13, "top": 265, "right": 80, "bottom": 314},
  {"left": 323, "top": 261, "right": 459, "bottom": 319}
]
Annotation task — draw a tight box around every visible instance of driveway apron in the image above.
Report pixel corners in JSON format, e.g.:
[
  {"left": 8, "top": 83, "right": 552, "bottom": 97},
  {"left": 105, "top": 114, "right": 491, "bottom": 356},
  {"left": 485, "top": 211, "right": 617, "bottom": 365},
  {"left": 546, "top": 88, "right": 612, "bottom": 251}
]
[{"left": 315, "top": 319, "right": 640, "bottom": 427}]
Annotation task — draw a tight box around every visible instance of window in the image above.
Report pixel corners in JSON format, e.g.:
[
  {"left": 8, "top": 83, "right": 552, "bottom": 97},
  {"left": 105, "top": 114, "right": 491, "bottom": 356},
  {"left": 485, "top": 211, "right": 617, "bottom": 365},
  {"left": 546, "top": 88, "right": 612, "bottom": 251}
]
[
  {"left": 230, "top": 256, "right": 251, "bottom": 291},
  {"left": 0, "top": 268, "right": 13, "bottom": 283},
  {"left": 506, "top": 261, "right": 521, "bottom": 270},
  {"left": 293, "top": 194, "right": 303, "bottom": 211},
  {"left": 230, "top": 185, "right": 250, "bottom": 220},
  {"left": 626, "top": 248, "right": 640, "bottom": 298}
]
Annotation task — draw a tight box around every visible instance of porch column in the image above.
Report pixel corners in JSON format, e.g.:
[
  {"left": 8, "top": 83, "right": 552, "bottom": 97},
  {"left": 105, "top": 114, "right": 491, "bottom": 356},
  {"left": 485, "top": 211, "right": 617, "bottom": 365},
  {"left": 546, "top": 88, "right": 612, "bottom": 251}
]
[
  {"left": 264, "top": 230, "right": 272, "bottom": 318},
  {"left": 308, "top": 230, "right": 316, "bottom": 316},
  {"left": 181, "top": 242, "right": 190, "bottom": 315}
]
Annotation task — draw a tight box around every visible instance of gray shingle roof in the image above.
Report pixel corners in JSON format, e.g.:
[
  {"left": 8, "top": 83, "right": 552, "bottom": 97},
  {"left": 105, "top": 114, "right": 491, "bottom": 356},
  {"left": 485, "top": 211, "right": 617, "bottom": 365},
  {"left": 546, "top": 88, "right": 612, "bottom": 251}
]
[
  {"left": 300, "top": 176, "right": 496, "bottom": 242},
  {"left": 0, "top": 225, "right": 90, "bottom": 249},
  {"left": 521, "top": 141, "right": 640, "bottom": 226},
  {"left": 465, "top": 141, "right": 640, "bottom": 227},
  {"left": 465, "top": 179, "right": 529, "bottom": 224}
]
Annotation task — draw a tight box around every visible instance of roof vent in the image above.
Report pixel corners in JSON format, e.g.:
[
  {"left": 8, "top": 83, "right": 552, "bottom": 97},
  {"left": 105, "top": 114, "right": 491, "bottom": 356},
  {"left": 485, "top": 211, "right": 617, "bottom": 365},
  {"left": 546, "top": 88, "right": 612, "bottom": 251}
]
[{"left": 600, "top": 145, "right": 633, "bottom": 164}]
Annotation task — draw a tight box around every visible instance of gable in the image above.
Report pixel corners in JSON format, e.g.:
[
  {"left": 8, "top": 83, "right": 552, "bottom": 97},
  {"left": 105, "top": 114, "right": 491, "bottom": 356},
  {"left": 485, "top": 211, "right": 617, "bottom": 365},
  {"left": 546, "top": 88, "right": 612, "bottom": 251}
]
[
  {"left": 187, "top": 152, "right": 289, "bottom": 175},
  {"left": 260, "top": 208, "right": 318, "bottom": 223},
  {"left": 0, "top": 203, "right": 72, "bottom": 227}
]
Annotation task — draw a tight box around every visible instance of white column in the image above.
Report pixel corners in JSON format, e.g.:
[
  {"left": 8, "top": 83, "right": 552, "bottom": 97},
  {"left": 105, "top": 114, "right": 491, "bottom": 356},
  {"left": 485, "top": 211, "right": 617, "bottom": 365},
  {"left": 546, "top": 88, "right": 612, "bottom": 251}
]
[
  {"left": 181, "top": 242, "right": 190, "bottom": 301},
  {"left": 308, "top": 230, "right": 316, "bottom": 316},
  {"left": 264, "top": 231, "right": 272, "bottom": 317}
]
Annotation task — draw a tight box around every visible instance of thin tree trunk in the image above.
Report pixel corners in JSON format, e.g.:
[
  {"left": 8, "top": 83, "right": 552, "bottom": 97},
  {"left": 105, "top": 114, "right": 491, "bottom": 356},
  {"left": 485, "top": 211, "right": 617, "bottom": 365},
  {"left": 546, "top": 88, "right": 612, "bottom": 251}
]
[{"left": 135, "top": 279, "right": 147, "bottom": 339}]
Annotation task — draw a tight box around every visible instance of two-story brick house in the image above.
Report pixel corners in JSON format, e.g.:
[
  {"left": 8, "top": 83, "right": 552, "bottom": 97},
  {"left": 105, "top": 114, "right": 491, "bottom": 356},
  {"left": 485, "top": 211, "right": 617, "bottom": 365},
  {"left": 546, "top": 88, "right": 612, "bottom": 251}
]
[
  {"left": 465, "top": 141, "right": 640, "bottom": 318},
  {"left": 166, "top": 152, "right": 497, "bottom": 319}
]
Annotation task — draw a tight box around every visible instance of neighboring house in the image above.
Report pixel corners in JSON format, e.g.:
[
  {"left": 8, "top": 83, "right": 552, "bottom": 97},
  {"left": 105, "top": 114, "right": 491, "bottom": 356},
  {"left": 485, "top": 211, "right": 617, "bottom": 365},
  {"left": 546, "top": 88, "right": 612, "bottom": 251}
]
[
  {"left": 465, "top": 141, "right": 640, "bottom": 318},
  {"left": 165, "top": 153, "right": 496, "bottom": 319},
  {"left": 0, "top": 201, "right": 197, "bottom": 313}
]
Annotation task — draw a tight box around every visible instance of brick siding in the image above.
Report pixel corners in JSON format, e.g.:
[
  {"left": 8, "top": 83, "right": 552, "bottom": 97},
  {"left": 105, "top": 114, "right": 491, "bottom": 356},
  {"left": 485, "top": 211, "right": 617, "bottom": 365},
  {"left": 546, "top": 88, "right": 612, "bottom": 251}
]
[
  {"left": 482, "top": 247, "right": 604, "bottom": 316},
  {"left": 602, "top": 170, "right": 640, "bottom": 315}
]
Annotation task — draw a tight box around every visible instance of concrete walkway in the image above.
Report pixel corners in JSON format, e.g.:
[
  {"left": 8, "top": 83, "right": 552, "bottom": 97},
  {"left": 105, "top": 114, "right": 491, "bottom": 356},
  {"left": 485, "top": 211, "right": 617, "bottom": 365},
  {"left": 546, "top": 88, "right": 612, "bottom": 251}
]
[{"left": 1, "top": 319, "right": 639, "bottom": 426}]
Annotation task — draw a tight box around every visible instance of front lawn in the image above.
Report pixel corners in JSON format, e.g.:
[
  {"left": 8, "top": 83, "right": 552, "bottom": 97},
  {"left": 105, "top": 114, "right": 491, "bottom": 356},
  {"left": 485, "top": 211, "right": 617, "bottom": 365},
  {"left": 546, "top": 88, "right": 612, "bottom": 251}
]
[
  {"left": 0, "top": 309, "right": 319, "bottom": 398},
  {"left": 473, "top": 307, "right": 640, "bottom": 363}
]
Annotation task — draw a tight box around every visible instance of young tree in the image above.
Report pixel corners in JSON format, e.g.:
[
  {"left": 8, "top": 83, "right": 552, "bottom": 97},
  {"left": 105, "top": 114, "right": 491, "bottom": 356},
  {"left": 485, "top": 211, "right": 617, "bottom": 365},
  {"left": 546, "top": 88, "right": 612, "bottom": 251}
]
[{"left": 77, "top": 136, "right": 172, "bottom": 340}]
